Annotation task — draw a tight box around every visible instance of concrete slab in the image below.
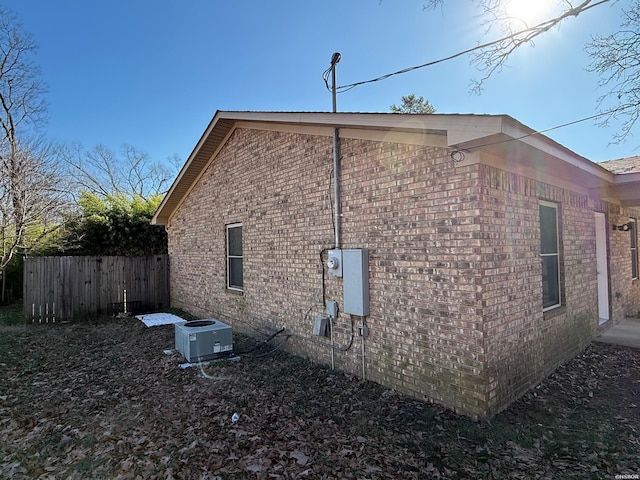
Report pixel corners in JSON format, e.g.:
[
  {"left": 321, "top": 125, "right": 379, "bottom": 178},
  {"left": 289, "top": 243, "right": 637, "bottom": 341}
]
[{"left": 594, "top": 316, "right": 640, "bottom": 349}]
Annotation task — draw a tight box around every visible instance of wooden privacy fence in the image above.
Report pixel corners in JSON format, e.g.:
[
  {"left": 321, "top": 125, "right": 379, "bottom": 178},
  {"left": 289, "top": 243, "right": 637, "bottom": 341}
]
[{"left": 23, "top": 255, "right": 169, "bottom": 323}]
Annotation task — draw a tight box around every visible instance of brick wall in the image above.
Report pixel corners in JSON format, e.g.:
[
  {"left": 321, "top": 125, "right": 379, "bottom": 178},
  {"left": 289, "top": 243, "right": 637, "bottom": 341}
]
[
  {"left": 336, "top": 137, "right": 486, "bottom": 415},
  {"left": 169, "top": 129, "right": 334, "bottom": 335},
  {"left": 168, "top": 127, "right": 489, "bottom": 416},
  {"left": 167, "top": 125, "right": 640, "bottom": 418},
  {"left": 476, "top": 164, "right": 640, "bottom": 415},
  {"left": 477, "top": 166, "right": 598, "bottom": 415},
  {"left": 607, "top": 203, "right": 640, "bottom": 319}
]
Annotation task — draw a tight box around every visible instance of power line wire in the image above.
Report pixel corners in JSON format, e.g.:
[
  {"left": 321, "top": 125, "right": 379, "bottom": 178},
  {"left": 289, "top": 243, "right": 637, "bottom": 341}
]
[
  {"left": 319, "top": 1, "right": 628, "bottom": 158},
  {"left": 470, "top": 104, "right": 634, "bottom": 150},
  {"left": 327, "top": 0, "right": 611, "bottom": 92},
  {"left": 441, "top": 104, "right": 636, "bottom": 163}
]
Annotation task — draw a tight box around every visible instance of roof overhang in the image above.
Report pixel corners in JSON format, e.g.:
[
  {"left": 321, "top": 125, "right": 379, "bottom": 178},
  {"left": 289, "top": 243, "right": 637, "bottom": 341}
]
[
  {"left": 152, "top": 111, "right": 640, "bottom": 225},
  {"left": 589, "top": 171, "right": 640, "bottom": 207}
]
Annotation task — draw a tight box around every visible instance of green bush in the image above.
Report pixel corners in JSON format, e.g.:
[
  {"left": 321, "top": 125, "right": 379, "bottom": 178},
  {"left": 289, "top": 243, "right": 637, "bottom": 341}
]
[{"left": 58, "top": 192, "right": 167, "bottom": 256}]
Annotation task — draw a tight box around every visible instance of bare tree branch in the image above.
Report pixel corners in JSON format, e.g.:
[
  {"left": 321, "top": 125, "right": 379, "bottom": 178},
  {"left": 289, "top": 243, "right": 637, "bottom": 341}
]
[
  {"left": 0, "top": 6, "right": 47, "bottom": 138},
  {"left": 0, "top": 137, "right": 71, "bottom": 270},
  {"left": 587, "top": 2, "right": 640, "bottom": 143},
  {"left": 421, "top": 0, "right": 640, "bottom": 144},
  {"left": 62, "top": 143, "right": 179, "bottom": 201},
  {"left": 424, "top": 1, "right": 614, "bottom": 92},
  {"left": 0, "top": 6, "right": 66, "bottom": 272}
]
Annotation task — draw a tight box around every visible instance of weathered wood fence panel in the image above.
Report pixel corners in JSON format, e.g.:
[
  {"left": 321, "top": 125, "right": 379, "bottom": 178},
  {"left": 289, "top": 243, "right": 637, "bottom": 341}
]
[{"left": 23, "top": 255, "right": 169, "bottom": 322}]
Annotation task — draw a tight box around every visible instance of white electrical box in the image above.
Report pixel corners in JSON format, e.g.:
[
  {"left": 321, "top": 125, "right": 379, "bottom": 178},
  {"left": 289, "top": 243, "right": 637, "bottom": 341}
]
[{"left": 342, "top": 249, "right": 369, "bottom": 316}]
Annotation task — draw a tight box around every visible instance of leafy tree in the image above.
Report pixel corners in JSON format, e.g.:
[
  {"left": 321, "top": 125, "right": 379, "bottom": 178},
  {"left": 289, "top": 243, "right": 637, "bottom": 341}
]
[
  {"left": 54, "top": 140, "right": 180, "bottom": 258},
  {"left": 390, "top": 94, "right": 436, "bottom": 114},
  {"left": 425, "top": 0, "right": 639, "bottom": 142},
  {"left": 58, "top": 192, "right": 167, "bottom": 257}
]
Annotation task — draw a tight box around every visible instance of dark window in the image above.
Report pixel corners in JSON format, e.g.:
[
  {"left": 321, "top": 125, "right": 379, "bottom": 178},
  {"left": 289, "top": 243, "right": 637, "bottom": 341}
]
[
  {"left": 227, "top": 223, "right": 243, "bottom": 290},
  {"left": 540, "top": 201, "right": 561, "bottom": 310}
]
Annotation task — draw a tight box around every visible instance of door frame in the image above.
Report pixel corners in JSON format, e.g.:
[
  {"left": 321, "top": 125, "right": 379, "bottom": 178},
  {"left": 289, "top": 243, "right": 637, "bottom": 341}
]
[{"left": 594, "top": 212, "right": 610, "bottom": 324}]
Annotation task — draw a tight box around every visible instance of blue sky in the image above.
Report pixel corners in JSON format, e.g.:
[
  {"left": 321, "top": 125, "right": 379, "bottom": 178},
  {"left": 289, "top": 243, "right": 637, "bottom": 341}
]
[{"left": 2, "top": 0, "right": 635, "bottom": 165}]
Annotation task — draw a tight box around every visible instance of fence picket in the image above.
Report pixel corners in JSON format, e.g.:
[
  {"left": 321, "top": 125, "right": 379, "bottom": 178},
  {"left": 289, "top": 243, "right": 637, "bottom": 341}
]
[{"left": 23, "top": 255, "right": 169, "bottom": 323}]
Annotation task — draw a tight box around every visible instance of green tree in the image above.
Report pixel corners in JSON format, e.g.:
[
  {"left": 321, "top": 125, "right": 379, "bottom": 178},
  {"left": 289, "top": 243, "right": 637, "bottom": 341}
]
[
  {"left": 59, "top": 193, "right": 167, "bottom": 256},
  {"left": 390, "top": 94, "right": 436, "bottom": 114}
]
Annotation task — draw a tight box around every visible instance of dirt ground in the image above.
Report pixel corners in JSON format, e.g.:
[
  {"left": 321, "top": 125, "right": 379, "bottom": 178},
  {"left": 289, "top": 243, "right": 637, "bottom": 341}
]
[{"left": 1, "top": 316, "right": 639, "bottom": 479}]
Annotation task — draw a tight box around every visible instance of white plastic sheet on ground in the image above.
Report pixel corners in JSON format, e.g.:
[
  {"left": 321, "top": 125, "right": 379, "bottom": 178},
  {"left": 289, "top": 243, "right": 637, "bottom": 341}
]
[{"left": 136, "top": 312, "right": 185, "bottom": 327}]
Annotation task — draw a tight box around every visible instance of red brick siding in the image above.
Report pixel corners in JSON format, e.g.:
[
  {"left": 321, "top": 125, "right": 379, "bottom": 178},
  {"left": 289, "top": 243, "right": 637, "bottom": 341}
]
[
  {"left": 475, "top": 167, "right": 545, "bottom": 413},
  {"left": 607, "top": 204, "right": 640, "bottom": 319},
  {"left": 167, "top": 125, "right": 640, "bottom": 418},
  {"left": 169, "top": 129, "right": 334, "bottom": 334},
  {"left": 476, "top": 164, "right": 639, "bottom": 415},
  {"left": 169, "top": 128, "right": 489, "bottom": 416},
  {"left": 337, "top": 138, "right": 486, "bottom": 415}
]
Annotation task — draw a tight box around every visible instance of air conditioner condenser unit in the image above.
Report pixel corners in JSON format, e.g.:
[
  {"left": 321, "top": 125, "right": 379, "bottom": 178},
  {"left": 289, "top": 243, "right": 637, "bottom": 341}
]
[{"left": 175, "top": 319, "right": 233, "bottom": 362}]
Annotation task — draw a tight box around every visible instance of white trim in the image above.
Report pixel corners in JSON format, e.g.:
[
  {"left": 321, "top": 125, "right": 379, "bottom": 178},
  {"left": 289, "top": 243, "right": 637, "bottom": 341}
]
[
  {"left": 595, "top": 212, "right": 610, "bottom": 324},
  {"left": 226, "top": 222, "right": 243, "bottom": 291},
  {"left": 630, "top": 218, "right": 638, "bottom": 280},
  {"left": 153, "top": 111, "right": 640, "bottom": 226},
  {"left": 540, "top": 200, "right": 561, "bottom": 312}
]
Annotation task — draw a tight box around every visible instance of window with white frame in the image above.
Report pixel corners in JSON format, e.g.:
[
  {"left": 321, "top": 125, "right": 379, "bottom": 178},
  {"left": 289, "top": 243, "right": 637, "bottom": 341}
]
[
  {"left": 540, "top": 201, "right": 561, "bottom": 310},
  {"left": 226, "top": 223, "right": 243, "bottom": 291},
  {"left": 631, "top": 218, "right": 638, "bottom": 280}
]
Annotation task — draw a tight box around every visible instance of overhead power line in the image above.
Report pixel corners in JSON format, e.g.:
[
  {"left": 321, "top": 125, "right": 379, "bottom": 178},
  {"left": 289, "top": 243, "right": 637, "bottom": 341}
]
[
  {"left": 327, "top": 0, "right": 611, "bottom": 93},
  {"left": 321, "top": 0, "right": 625, "bottom": 153},
  {"left": 445, "top": 104, "right": 636, "bottom": 162}
]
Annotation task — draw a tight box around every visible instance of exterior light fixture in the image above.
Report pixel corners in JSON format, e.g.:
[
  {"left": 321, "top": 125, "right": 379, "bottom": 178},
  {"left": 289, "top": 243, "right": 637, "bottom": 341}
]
[{"left": 612, "top": 222, "right": 633, "bottom": 231}]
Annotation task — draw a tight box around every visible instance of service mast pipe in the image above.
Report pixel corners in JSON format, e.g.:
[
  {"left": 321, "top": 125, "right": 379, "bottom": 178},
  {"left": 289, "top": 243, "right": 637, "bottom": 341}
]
[{"left": 330, "top": 52, "right": 342, "bottom": 249}]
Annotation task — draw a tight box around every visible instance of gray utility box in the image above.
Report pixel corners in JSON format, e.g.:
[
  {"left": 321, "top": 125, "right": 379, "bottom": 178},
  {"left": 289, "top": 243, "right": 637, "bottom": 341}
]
[
  {"left": 343, "top": 249, "right": 370, "bottom": 316},
  {"left": 175, "top": 319, "right": 233, "bottom": 362}
]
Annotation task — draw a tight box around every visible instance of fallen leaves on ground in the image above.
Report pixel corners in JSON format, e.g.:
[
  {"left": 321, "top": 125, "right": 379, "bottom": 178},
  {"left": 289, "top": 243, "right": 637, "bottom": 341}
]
[{"left": 0, "top": 317, "right": 639, "bottom": 479}]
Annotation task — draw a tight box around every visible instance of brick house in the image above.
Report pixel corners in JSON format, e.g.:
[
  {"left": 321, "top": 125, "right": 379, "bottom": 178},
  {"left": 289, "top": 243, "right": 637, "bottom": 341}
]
[{"left": 152, "top": 111, "right": 640, "bottom": 418}]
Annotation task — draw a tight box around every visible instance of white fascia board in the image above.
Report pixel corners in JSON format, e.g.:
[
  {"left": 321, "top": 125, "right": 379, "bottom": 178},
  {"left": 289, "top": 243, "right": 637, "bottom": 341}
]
[
  {"left": 613, "top": 171, "right": 640, "bottom": 185},
  {"left": 218, "top": 111, "right": 475, "bottom": 134},
  {"left": 448, "top": 114, "right": 615, "bottom": 185},
  {"left": 517, "top": 136, "right": 613, "bottom": 183},
  {"left": 445, "top": 117, "right": 506, "bottom": 146}
]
